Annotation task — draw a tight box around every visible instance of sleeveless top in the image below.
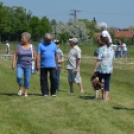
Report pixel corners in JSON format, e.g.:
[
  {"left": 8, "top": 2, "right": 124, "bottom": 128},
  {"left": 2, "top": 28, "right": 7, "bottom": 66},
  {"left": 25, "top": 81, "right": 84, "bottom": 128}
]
[{"left": 17, "top": 44, "right": 35, "bottom": 68}]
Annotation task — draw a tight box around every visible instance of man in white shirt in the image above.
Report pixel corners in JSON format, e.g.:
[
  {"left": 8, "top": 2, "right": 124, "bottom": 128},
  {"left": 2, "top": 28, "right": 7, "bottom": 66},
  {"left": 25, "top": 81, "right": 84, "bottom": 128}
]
[{"left": 101, "top": 22, "right": 112, "bottom": 44}]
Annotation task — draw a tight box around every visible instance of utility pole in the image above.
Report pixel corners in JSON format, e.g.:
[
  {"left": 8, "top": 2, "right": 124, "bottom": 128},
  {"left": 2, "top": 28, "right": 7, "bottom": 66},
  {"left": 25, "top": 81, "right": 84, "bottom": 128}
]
[{"left": 69, "top": 9, "right": 81, "bottom": 20}]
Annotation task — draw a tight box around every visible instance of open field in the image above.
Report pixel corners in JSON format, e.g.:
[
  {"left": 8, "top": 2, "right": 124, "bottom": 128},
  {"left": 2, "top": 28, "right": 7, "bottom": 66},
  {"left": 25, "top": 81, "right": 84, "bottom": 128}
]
[{"left": 0, "top": 46, "right": 134, "bottom": 134}]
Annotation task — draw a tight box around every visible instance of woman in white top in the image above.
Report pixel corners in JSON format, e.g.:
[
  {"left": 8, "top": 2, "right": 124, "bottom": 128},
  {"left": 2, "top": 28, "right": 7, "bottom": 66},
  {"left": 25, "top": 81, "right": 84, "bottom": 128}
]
[{"left": 121, "top": 42, "right": 127, "bottom": 58}]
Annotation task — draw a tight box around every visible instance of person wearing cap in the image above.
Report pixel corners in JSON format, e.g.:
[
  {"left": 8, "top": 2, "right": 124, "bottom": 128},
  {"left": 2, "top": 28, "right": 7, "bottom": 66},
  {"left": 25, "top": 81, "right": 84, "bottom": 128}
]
[
  {"left": 67, "top": 38, "right": 84, "bottom": 93},
  {"left": 12, "top": 32, "right": 37, "bottom": 97},
  {"left": 101, "top": 22, "right": 112, "bottom": 44},
  {"left": 94, "top": 33, "right": 114, "bottom": 101},
  {"left": 53, "top": 39, "right": 64, "bottom": 91},
  {"left": 37, "top": 33, "right": 58, "bottom": 97}
]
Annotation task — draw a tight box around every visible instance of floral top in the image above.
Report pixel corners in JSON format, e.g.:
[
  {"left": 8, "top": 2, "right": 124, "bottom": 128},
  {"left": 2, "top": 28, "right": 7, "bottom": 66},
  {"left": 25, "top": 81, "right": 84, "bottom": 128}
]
[{"left": 97, "top": 46, "right": 115, "bottom": 74}]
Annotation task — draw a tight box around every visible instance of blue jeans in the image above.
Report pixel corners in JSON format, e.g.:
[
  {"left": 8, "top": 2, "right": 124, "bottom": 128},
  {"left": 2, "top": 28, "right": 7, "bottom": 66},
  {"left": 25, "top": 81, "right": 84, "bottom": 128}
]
[
  {"left": 56, "top": 66, "right": 61, "bottom": 90},
  {"left": 17, "top": 66, "right": 32, "bottom": 88},
  {"left": 95, "top": 73, "right": 111, "bottom": 91}
]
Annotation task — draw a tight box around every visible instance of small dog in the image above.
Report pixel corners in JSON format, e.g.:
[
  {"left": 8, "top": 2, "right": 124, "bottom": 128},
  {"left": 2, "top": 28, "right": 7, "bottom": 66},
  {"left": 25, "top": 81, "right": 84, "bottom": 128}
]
[{"left": 91, "top": 72, "right": 104, "bottom": 89}]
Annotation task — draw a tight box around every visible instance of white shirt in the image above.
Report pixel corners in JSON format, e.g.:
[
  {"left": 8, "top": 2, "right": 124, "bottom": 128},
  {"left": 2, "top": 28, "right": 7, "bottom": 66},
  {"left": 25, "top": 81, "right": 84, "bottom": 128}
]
[
  {"left": 121, "top": 43, "right": 127, "bottom": 51},
  {"left": 102, "top": 30, "right": 112, "bottom": 44},
  {"left": 6, "top": 43, "right": 10, "bottom": 51}
]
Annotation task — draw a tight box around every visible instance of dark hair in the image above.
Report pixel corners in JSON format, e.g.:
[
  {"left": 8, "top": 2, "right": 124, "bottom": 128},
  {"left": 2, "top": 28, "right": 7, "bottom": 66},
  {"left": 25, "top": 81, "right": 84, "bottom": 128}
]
[{"left": 101, "top": 37, "right": 109, "bottom": 46}]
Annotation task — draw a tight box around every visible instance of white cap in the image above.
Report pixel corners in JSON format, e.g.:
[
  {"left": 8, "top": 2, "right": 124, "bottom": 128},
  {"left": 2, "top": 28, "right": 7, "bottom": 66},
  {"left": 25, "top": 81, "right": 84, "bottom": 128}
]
[
  {"left": 69, "top": 38, "right": 78, "bottom": 44},
  {"left": 101, "top": 22, "right": 107, "bottom": 30},
  {"left": 53, "top": 39, "right": 59, "bottom": 43}
]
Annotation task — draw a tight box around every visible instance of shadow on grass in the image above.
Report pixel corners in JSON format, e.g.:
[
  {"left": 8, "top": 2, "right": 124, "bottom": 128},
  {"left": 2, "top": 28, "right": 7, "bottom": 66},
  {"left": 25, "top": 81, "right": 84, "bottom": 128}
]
[
  {"left": 0, "top": 92, "right": 41, "bottom": 96},
  {"left": 79, "top": 95, "right": 95, "bottom": 100},
  {"left": 113, "top": 106, "right": 134, "bottom": 110}
]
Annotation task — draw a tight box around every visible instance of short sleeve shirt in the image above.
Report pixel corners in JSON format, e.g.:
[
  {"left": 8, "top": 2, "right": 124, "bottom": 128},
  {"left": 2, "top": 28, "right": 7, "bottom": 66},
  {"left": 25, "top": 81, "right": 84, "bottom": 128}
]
[
  {"left": 17, "top": 44, "right": 35, "bottom": 68},
  {"left": 102, "top": 30, "right": 112, "bottom": 44},
  {"left": 121, "top": 43, "right": 127, "bottom": 51},
  {"left": 38, "top": 41, "right": 58, "bottom": 68},
  {"left": 97, "top": 46, "right": 114, "bottom": 74},
  {"left": 57, "top": 48, "right": 64, "bottom": 67},
  {"left": 67, "top": 45, "right": 81, "bottom": 69}
]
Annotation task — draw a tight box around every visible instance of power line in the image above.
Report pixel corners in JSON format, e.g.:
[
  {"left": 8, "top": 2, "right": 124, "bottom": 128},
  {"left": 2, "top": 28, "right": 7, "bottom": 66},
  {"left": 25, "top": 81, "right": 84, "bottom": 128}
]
[{"left": 69, "top": 9, "right": 82, "bottom": 20}]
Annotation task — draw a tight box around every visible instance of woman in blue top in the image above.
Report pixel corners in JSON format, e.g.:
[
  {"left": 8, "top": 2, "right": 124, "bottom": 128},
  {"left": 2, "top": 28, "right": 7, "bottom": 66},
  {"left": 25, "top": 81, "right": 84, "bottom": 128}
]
[
  {"left": 94, "top": 33, "right": 114, "bottom": 101},
  {"left": 12, "top": 32, "right": 37, "bottom": 97}
]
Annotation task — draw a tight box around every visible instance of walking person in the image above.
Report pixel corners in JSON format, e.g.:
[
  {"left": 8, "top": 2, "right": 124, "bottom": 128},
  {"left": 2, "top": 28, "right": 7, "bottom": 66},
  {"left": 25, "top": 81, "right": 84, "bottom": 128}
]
[
  {"left": 53, "top": 39, "right": 64, "bottom": 91},
  {"left": 67, "top": 38, "right": 84, "bottom": 93},
  {"left": 101, "top": 22, "right": 112, "bottom": 44},
  {"left": 37, "top": 33, "right": 58, "bottom": 97},
  {"left": 4, "top": 40, "right": 10, "bottom": 60},
  {"left": 12, "top": 32, "right": 37, "bottom": 97},
  {"left": 94, "top": 33, "right": 114, "bottom": 101},
  {"left": 121, "top": 41, "right": 128, "bottom": 59}
]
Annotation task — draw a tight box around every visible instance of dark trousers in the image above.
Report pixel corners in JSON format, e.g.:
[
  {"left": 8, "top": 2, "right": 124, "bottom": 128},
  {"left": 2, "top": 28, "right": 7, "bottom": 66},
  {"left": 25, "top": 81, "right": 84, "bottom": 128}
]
[{"left": 40, "top": 68, "right": 56, "bottom": 95}]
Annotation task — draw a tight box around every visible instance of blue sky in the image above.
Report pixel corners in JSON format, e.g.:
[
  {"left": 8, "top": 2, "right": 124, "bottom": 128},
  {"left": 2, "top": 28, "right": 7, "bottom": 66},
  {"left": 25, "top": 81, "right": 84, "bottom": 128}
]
[{"left": 1, "top": 0, "right": 134, "bottom": 28}]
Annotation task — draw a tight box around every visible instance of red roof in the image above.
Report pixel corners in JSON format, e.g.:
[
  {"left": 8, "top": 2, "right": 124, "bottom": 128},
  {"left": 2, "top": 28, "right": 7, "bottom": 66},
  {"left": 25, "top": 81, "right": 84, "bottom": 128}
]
[{"left": 114, "top": 30, "right": 134, "bottom": 38}]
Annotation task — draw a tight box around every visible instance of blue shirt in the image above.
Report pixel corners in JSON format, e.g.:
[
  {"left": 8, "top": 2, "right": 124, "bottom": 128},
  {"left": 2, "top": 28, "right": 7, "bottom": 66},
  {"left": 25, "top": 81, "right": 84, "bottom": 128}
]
[
  {"left": 38, "top": 41, "right": 57, "bottom": 68},
  {"left": 97, "top": 46, "right": 114, "bottom": 74}
]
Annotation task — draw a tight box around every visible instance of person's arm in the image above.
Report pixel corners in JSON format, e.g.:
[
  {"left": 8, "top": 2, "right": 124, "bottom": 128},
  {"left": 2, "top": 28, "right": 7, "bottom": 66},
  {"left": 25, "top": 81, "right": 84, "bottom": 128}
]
[
  {"left": 75, "top": 58, "right": 81, "bottom": 72},
  {"left": 33, "top": 50, "right": 37, "bottom": 60},
  {"left": 58, "top": 56, "right": 64, "bottom": 63},
  {"left": 94, "top": 60, "right": 101, "bottom": 72},
  {"left": 36, "top": 53, "right": 40, "bottom": 70},
  {"left": 36, "top": 44, "right": 41, "bottom": 70},
  {"left": 55, "top": 53, "right": 58, "bottom": 70},
  {"left": 12, "top": 49, "right": 18, "bottom": 70}
]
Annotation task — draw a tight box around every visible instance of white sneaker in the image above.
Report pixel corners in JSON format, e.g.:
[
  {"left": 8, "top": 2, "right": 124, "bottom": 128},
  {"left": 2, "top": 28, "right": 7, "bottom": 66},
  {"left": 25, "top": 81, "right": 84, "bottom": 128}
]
[
  {"left": 25, "top": 94, "right": 28, "bottom": 97},
  {"left": 18, "top": 90, "right": 23, "bottom": 96},
  {"left": 44, "top": 95, "right": 48, "bottom": 97},
  {"left": 52, "top": 95, "right": 56, "bottom": 97},
  {"left": 80, "top": 90, "right": 84, "bottom": 94}
]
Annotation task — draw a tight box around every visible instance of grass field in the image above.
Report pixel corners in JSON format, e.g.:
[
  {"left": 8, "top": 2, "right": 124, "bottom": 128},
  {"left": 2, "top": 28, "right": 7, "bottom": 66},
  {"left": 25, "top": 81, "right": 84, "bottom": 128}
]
[{"left": 0, "top": 45, "right": 134, "bottom": 134}]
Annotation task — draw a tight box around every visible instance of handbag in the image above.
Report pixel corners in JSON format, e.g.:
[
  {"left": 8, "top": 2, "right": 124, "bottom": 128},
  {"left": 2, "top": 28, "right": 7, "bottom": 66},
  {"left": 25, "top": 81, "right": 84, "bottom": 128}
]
[{"left": 31, "top": 45, "right": 37, "bottom": 74}]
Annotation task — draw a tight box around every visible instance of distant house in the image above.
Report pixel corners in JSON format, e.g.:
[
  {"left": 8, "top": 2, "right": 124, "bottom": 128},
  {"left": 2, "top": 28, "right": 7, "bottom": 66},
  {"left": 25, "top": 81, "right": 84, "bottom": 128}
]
[
  {"left": 114, "top": 30, "right": 134, "bottom": 45},
  {"left": 114, "top": 30, "right": 134, "bottom": 39}
]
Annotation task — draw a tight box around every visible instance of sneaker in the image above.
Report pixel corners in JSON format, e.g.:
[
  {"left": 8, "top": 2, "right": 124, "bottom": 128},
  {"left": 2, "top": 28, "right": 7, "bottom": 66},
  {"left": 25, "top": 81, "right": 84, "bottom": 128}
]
[
  {"left": 80, "top": 90, "right": 84, "bottom": 94},
  {"left": 25, "top": 94, "right": 28, "bottom": 97},
  {"left": 52, "top": 94, "right": 56, "bottom": 97},
  {"left": 18, "top": 90, "right": 23, "bottom": 96},
  {"left": 44, "top": 95, "right": 48, "bottom": 97}
]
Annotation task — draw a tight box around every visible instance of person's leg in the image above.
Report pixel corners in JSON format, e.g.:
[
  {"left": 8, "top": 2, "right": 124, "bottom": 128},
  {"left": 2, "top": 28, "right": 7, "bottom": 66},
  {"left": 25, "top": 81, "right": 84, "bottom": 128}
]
[
  {"left": 49, "top": 68, "right": 56, "bottom": 96},
  {"left": 24, "top": 68, "right": 32, "bottom": 96},
  {"left": 56, "top": 66, "right": 61, "bottom": 91},
  {"left": 69, "top": 82, "right": 74, "bottom": 93},
  {"left": 16, "top": 66, "right": 24, "bottom": 96},
  {"left": 40, "top": 68, "right": 49, "bottom": 96},
  {"left": 74, "top": 71, "right": 84, "bottom": 93},
  {"left": 68, "top": 70, "right": 74, "bottom": 93},
  {"left": 104, "top": 74, "right": 111, "bottom": 101}
]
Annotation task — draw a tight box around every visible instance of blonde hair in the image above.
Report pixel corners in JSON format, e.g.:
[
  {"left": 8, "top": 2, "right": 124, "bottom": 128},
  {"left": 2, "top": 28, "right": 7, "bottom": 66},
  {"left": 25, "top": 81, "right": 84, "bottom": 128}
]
[{"left": 21, "top": 32, "right": 31, "bottom": 41}]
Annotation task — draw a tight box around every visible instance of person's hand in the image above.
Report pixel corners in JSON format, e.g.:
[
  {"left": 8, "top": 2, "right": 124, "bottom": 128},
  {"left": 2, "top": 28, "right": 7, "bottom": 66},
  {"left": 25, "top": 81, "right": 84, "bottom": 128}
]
[
  {"left": 94, "top": 69, "right": 97, "bottom": 73},
  {"left": 12, "top": 65, "right": 15, "bottom": 70},
  {"left": 36, "top": 65, "right": 40, "bottom": 71},
  {"left": 75, "top": 68, "right": 78, "bottom": 72}
]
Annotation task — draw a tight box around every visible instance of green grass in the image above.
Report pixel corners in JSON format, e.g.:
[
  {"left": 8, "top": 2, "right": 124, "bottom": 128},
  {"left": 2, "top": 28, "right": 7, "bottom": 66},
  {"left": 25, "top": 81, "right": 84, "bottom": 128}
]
[{"left": 0, "top": 51, "right": 134, "bottom": 134}]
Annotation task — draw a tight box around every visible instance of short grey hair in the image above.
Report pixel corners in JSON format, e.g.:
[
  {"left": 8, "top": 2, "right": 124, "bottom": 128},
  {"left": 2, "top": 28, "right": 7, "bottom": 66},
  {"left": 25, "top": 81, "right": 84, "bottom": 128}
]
[
  {"left": 44, "top": 33, "right": 52, "bottom": 39},
  {"left": 21, "top": 32, "right": 31, "bottom": 40}
]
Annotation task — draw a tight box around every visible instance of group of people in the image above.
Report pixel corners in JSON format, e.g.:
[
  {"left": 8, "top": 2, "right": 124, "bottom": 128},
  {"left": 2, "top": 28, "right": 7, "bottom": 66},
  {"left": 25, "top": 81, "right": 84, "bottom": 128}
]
[
  {"left": 11, "top": 21, "right": 116, "bottom": 101},
  {"left": 12, "top": 32, "right": 84, "bottom": 97},
  {"left": 112, "top": 39, "right": 127, "bottom": 58}
]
